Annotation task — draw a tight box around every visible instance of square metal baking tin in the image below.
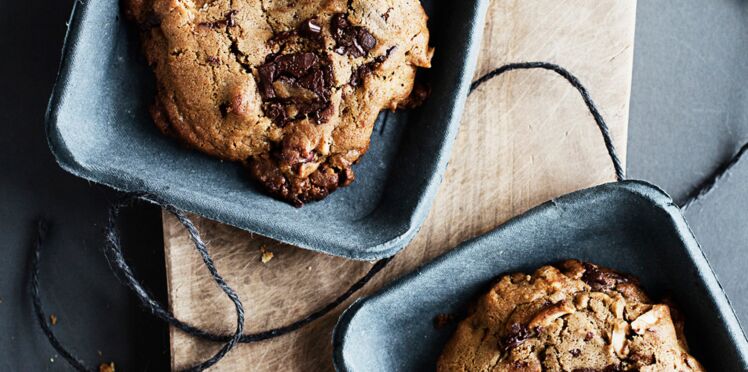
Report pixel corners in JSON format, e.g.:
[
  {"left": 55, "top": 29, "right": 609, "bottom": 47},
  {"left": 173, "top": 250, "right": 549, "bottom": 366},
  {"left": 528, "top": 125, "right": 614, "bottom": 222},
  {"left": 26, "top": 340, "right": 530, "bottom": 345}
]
[
  {"left": 333, "top": 181, "right": 748, "bottom": 371},
  {"left": 45, "top": 1, "right": 489, "bottom": 260}
]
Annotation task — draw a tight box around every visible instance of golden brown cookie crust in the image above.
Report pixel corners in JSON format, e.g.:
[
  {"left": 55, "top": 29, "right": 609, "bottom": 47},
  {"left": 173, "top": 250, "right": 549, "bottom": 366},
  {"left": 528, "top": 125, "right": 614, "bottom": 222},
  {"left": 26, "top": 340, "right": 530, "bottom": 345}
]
[
  {"left": 437, "top": 260, "right": 705, "bottom": 372},
  {"left": 125, "top": 0, "right": 433, "bottom": 205}
]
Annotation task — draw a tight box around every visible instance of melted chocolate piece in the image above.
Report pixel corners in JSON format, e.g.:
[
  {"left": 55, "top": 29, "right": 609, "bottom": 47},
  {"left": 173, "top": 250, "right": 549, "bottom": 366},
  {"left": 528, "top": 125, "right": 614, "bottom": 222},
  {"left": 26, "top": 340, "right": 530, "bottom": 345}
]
[
  {"left": 330, "top": 13, "right": 377, "bottom": 57},
  {"left": 581, "top": 263, "right": 634, "bottom": 291},
  {"left": 500, "top": 323, "right": 531, "bottom": 352},
  {"left": 275, "top": 53, "right": 318, "bottom": 78},
  {"left": 258, "top": 64, "right": 277, "bottom": 99},
  {"left": 257, "top": 52, "right": 333, "bottom": 126},
  {"left": 264, "top": 102, "right": 287, "bottom": 124},
  {"left": 298, "top": 18, "right": 322, "bottom": 37}
]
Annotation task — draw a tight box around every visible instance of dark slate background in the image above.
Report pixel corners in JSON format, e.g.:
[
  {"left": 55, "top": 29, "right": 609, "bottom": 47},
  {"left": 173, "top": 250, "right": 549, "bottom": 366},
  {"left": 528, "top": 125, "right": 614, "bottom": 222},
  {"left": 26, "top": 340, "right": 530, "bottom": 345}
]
[{"left": 1, "top": 0, "right": 746, "bottom": 370}]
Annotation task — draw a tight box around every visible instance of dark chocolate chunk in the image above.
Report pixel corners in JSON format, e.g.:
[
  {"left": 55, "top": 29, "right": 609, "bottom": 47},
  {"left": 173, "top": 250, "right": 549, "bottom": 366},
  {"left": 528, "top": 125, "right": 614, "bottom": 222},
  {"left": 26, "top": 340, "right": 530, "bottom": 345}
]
[
  {"left": 298, "top": 18, "right": 322, "bottom": 37},
  {"left": 257, "top": 51, "right": 334, "bottom": 126},
  {"left": 264, "top": 102, "right": 288, "bottom": 126},
  {"left": 275, "top": 52, "right": 319, "bottom": 78},
  {"left": 258, "top": 64, "right": 277, "bottom": 99},
  {"left": 330, "top": 13, "right": 377, "bottom": 57},
  {"left": 206, "top": 56, "right": 220, "bottom": 65},
  {"left": 581, "top": 263, "right": 633, "bottom": 291},
  {"left": 311, "top": 102, "right": 335, "bottom": 124},
  {"left": 357, "top": 31, "right": 377, "bottom": 52},
  {"left": 570, "top": 349, "right": 582, "bottom": 357},
  {"left": 500, "top": 323, "right": 531, "bottom": 352},
  {"left": 298, "top": 68, "right": 326, "bottom": 98},
  {"left": 331, "top": 13, "right": 349, "bottom": 31},
  {"left": 294, "top": 100, "right": 326, "bottom": 117}
]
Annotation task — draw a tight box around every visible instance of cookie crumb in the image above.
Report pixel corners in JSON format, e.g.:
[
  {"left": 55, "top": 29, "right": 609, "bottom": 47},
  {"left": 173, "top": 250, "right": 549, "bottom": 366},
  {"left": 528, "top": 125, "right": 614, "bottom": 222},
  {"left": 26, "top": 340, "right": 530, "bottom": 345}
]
[
  {"left": 99, "top": 362, "right": 116, "bottom": 372},
  {"left": 433, "top": 313, "right": 455, "bottom": 329},
  {"left": 260, "top": 247, "right": 274, "bottom": 264},
  {"left": 50, "top": 314, "right": 58, "bottom": 326}
]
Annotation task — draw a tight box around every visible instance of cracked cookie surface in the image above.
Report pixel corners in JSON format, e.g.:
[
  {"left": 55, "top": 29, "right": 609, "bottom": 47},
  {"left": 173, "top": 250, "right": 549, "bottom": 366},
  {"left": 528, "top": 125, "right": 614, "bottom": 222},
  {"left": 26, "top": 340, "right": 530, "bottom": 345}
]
[
  {"left": 437, "top": 260, "right": 705, "bottom": 372},
  {"left": 124, "top": 0, "right": 432, "bottom": 205}
]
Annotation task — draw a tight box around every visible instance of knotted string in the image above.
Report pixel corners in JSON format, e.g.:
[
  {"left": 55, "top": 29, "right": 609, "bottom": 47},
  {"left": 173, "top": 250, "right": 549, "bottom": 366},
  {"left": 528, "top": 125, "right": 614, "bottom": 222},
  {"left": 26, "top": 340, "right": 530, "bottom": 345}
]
[{"left": 31, "top": 61, "right": 747, "bottom": 371}]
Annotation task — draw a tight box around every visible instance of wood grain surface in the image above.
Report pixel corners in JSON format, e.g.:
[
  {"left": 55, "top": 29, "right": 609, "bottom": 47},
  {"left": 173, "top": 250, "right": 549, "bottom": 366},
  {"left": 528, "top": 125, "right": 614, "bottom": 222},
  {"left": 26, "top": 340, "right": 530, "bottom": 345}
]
[{"left": 163, "top": 1, "right": 636, "bottom": 370}]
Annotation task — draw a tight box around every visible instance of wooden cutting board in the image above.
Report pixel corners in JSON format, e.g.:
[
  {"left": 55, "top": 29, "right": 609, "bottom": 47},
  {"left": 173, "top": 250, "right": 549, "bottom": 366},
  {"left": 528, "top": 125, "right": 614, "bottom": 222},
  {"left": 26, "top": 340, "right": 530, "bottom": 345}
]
[{"left": 162, "top": 1, "right": 636, "bottom": 370}]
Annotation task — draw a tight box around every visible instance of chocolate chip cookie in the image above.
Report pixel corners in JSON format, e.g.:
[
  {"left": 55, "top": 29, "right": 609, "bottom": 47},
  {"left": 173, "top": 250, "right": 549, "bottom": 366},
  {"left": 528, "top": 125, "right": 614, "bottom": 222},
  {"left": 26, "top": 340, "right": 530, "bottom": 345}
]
[
  {"left": 124, "top": 0, "right": 433, "bottom": 206},
  {"left": 437, "top": 260, "right": 705, "bottom": 372}
]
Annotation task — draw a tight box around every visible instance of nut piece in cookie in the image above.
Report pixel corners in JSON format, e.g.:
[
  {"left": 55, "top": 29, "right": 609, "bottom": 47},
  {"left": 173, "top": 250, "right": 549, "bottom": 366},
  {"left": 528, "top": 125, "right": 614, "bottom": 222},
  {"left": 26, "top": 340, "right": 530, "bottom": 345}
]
[
  {"left": 124, "top": 0, "right": 433, "bottom": 206},
  {"left": 437, "top": 260, "right": 705, "bottom": 372}
]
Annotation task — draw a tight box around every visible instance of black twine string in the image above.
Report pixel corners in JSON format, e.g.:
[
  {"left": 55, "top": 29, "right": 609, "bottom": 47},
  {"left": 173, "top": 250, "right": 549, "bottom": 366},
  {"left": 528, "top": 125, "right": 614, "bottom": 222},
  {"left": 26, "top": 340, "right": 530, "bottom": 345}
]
[
  {"left": 680, "top": 141, "right": 748, "bottom": 211},
  {"left": 31, "top": 195, "right": 392, "bottom": 371},
  {"left": 30, "top": 61, "right": 747, "bottom": 370},
  {"left": 30, "top": 220, "right": 90, "bottom": 372},
  {"left": 105, "top": 196, "right": 393, "bottom": 344},
  {"left": 106, "top": 198, "right": 245, "bottom": 372}
]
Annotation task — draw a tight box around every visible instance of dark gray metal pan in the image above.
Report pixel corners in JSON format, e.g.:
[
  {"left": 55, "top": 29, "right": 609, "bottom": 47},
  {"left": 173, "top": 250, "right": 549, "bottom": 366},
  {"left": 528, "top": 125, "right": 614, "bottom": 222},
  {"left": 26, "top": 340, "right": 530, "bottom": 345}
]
[
  {"left": 333, "top": 180, "right": 748, "bottom": 371},
  {"left": 45, "top": 0, "right": 489, "bottom": 260}
]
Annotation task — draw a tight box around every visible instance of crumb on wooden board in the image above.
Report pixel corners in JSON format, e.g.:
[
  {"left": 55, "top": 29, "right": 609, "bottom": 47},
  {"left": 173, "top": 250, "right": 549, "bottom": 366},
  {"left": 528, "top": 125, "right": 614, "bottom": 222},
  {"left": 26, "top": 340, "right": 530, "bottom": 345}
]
[{"left": 260, "top": 246, "right": 274, "bottom": 264}]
